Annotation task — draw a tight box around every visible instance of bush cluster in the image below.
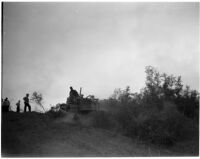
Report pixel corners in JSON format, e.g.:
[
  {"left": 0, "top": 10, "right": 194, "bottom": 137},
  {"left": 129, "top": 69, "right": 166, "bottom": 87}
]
[
  {"left": 95, "top": 100, "right": 198, "bottom": 146},
  {"left": 93, "top": 66, "right": 199, "bottom": 146}
]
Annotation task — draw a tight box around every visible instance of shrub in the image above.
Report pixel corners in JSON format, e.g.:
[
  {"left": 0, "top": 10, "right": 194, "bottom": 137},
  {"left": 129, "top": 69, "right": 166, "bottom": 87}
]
[{"left": 108, "top": 100, "right": 197, "bottom": 146}]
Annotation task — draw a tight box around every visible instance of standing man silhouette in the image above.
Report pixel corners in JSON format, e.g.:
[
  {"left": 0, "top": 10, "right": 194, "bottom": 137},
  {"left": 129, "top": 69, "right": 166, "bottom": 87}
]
[
  {"left": 23, "top": 94, "right": 31, "bottom": 112},
  {"left": 69, "top": 86, "right": 79, "bottom": 104},
  {"left": 16, "top": 100, "right": 20, "bottom": 113},
  {"left": 2, "top": 97, "right": 10, "bottom": 112}
]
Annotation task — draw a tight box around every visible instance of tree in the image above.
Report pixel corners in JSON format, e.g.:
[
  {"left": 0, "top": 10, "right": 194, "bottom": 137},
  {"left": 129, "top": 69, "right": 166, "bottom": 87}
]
[
  {"left": 145, "top": 66, "right": 162, "bottom": 98},
  {"left": 144, "top": 66, "right": 199, "bottom": 119},
  {"left": 110, "top": 86, "right": 132, "bottom": 104},
  {"left": 174, "top": 76, "right": 183, "bottom": 97},
  {"left": 31, "top": 91, "right": 45, "bottom": 112},
  {"left": 145, "top": 66, "right": 184, "bottom": 100},
  {"left": 119, "top": 86, "right": 132, "bottom": 103},
  {"left": 110, "top": 88, "right": 122, "bottom": 100}
]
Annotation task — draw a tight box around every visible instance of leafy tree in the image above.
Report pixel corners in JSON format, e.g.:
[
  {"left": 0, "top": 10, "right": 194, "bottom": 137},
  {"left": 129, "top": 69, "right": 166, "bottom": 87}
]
[
  {"left": 144, "top": 66, "right": 199, "bottom": 119},
  {"left": 144, "top": 66, "right": 184, "bottom": 100},
  {"left": 174, "top": 76, "right": 183, "bottom": 97},
  {"left": 145, "top": 66, "right": 162, "bottom": 97},
  {"left": 31, "top": 91, "right": 45, "bottom": 112},
  {"left": 110, "top": 88, "right": 122, "bottom": 100},
  {"left": 110, "top": 86, "right": 132, "bottom": 104}
]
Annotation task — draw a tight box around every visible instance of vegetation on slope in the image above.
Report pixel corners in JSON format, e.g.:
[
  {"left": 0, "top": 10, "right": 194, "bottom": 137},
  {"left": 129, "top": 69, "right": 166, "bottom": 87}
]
[{"left": 2, "top": 66, "right": 199, "bottom": 156}]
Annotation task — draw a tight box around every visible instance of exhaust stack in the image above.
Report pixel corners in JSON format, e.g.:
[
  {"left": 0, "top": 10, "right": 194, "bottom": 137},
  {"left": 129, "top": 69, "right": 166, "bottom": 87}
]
[{"left": 79, "top": 87, "right": 82, "bottom": 96}]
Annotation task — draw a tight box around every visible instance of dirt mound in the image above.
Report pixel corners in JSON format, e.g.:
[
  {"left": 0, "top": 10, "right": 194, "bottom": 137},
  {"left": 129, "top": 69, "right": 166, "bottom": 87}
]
[{"left": 1, "top": 112, "right": 197, "bottom": 157}]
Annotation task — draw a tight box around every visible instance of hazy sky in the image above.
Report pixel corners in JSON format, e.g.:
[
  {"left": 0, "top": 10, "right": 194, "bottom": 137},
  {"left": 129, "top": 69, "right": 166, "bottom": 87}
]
[{"left": 2, "top": 2, "right": 199, "bottom": 111}]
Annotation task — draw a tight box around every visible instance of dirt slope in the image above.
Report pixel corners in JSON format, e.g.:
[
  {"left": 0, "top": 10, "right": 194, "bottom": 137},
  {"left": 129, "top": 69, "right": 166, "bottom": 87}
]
[{"left": 1, "top": 112, "right": 198, "bottom": 157}]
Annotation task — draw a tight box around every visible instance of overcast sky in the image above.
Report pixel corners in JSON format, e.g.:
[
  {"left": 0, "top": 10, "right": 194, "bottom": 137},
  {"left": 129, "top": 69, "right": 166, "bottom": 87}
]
[{"left": 2, "top": 2, "right": 199, "bottom": 111}]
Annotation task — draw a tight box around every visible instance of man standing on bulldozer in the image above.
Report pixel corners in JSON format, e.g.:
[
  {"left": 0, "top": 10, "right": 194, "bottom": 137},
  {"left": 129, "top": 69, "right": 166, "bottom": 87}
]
[
  {"left": 67, "top": 86, "right": 81, "bottom": 117},
  {"left": 68, "top": 86, "right": 80, "bottom": 105}
]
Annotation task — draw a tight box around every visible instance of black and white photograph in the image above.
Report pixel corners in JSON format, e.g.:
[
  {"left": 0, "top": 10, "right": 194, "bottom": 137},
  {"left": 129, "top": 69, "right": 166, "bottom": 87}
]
[{"left": 1, "top": 2, "right": 199, "bottom": 157}]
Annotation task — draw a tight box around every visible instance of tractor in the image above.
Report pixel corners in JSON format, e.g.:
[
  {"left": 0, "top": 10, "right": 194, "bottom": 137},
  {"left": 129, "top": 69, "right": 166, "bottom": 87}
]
[{"left": 60, "top": 87, "right": 99, "bottom": 114}]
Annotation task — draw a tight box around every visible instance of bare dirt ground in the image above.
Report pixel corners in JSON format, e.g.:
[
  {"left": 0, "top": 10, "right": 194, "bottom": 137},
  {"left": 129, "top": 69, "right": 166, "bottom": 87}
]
[{"left": 1, "top": 112, "right": 199, "bottom": 157}]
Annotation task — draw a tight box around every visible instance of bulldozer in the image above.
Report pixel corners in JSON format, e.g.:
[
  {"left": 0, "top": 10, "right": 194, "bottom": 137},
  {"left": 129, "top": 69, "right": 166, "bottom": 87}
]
[{"left": 60, "top": 87, "right": 99, "bottom": 114}]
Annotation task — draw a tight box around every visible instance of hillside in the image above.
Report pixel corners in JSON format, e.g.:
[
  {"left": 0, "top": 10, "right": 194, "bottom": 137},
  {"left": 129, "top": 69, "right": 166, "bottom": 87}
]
[{"left": 1, "top": 111, "right": 198, "bottom": 157}]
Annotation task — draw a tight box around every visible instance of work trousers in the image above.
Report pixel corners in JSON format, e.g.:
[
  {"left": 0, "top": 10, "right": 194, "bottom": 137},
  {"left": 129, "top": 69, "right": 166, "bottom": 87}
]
[{"left": 24, "top": 103, "right": 31, "bottom": 112}]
